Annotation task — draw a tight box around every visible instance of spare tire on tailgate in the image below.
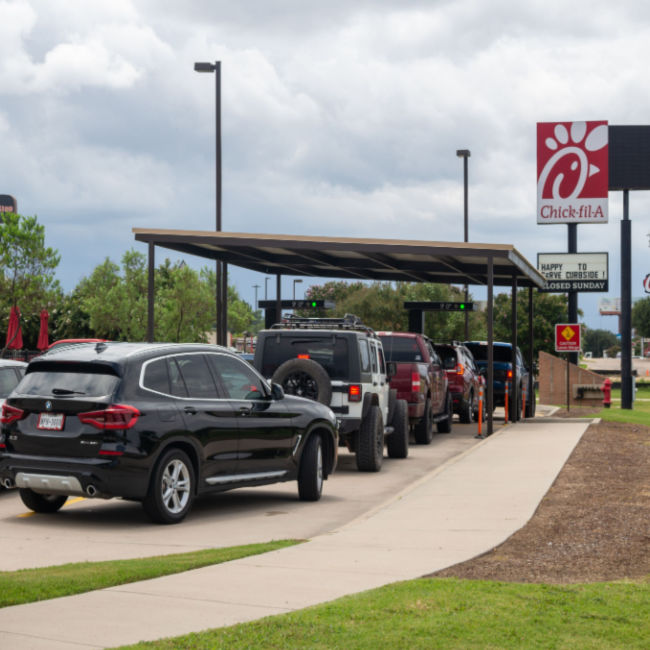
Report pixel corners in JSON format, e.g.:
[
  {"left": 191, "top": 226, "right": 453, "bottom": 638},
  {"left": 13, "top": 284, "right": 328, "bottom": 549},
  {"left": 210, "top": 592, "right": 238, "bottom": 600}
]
[{"left": 271, "top": 358, "right": 332, "bottom": 406}]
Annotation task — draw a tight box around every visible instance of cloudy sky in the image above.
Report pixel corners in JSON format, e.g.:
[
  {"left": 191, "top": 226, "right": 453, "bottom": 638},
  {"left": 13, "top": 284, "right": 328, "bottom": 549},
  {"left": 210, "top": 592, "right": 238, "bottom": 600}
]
[{"left": 2, "top": 0, "right": 650, "bottom": 332}]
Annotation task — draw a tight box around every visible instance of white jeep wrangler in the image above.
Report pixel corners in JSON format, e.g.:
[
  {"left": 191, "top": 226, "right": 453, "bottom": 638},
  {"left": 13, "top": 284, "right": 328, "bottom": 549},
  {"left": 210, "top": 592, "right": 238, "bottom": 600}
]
[{"left": 253, "top": 315, "right": 409, "bottom": 471}]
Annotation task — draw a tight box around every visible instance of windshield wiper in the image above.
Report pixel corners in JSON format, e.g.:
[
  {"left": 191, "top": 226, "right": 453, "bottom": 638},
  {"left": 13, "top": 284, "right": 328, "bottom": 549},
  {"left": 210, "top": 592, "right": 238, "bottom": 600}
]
[{"left": 51, "top": 388, "right": 86, "bottom": 395}]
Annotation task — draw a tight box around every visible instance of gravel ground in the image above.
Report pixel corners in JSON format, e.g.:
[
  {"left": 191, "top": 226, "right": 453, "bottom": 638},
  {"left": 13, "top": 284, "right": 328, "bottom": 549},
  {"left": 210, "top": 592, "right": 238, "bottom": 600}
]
[{"left": 429, "top": 418, "right": 650, "bottom": 583}]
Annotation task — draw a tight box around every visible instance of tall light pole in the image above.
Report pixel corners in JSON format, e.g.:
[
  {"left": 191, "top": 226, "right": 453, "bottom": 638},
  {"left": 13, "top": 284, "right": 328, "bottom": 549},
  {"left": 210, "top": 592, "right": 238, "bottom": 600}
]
[
  {"left": 456, "top": 149, "right": 471, "bottom": 340},
  {"left": 264, "top": 276, "right": 270, "bottom": 300},
  {"left": 253, "top": 284, "right": 260, "bottom": 310},
  {"left": 293, "top": 278, "right": 303, "bottom": 301},
  {"left": 194, "top": 60, "right": 227, "bottom": 346}
]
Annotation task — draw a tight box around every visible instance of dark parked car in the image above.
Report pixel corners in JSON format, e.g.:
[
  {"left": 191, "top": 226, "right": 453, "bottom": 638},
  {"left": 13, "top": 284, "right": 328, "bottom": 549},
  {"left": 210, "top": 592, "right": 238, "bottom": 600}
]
[
  {"left": 0, "top": 342, "right": 338, "bottom": 524},
  {"left": 463, "top": 341, "right": 536, "bottom": 418},
  {"left": 433, "top": 342, "right": 482, "bottom": 423}
]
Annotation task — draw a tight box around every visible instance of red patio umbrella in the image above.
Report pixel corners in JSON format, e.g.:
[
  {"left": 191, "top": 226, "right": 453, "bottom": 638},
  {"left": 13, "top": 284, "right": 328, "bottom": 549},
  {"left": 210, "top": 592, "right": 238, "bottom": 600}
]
[
  {"left": 37, "top": 309, "right": 49, "bottom": 350},
  {"left": 6, "top": 305, "right": 23, "bottom": 350}
]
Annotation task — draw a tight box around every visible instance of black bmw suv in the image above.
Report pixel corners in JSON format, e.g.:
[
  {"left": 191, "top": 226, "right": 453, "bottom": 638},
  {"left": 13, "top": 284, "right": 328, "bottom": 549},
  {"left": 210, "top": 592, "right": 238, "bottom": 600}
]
[{"left": 0, "top": 342, "right": 338, "bottom": 524}]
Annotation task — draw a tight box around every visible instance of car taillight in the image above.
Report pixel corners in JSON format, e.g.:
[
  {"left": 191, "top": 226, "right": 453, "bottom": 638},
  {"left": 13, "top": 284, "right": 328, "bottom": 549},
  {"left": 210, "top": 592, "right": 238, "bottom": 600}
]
[
  {"left": 507, "top": 370, "right": 513, "bottom": 379},
  {"left": 348, "top": 384, "right": 362, "bottom": 402},
  {"left": 297, "top": 354, "right": 310, "bottom": 359},
  {"left": 1, "top": 403, "right": 25, "bottom": 425},
  {"left": 456, "top": 363, "right": 465, "bottom": 375},
  {"left": 411, "top": 372, "right": 421, "bottom": 392},
  {"left": 78, "top": 404, "right": 140, "bottom": 430}
]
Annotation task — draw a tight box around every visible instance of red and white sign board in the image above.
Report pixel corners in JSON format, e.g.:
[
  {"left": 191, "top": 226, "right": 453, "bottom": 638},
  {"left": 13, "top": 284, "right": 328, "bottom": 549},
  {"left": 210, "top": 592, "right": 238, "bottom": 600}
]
[
  {"left": 555, "top": 323, "right": 581, "bottom": 352},
  {"left": 643, "top": 274, "right": 650, "bottom": 294},
  {"left": 537, "top": 121, "right": 608, "bottom": 224}
]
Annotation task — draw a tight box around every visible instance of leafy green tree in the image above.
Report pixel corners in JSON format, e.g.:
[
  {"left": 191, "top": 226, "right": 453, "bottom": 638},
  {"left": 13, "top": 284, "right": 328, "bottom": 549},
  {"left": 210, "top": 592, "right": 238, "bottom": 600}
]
[
  {"left": 582, "top": 327, "right": 618, "bottom": 357},
  {"left": 0, "top": 213, "right": 61, "bottom": 349},
  {"left": 493, "top": 290, "right": 571, "bottom": 361},
  {"left": 632, "top": 296, "right": 650, "bottom": 338}
]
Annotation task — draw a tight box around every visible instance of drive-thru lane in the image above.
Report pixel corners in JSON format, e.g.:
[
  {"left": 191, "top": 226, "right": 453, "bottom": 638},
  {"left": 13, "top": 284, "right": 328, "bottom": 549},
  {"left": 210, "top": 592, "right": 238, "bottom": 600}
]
[{"left": 0, "top": 423, "right": 486, "bottom": 571}]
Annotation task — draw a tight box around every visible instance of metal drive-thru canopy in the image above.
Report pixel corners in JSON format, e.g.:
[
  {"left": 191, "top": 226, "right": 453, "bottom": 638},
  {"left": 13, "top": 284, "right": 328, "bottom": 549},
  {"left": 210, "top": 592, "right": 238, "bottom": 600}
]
[{"left": 133, "top": 228, "right": 546, "bottom": 436}]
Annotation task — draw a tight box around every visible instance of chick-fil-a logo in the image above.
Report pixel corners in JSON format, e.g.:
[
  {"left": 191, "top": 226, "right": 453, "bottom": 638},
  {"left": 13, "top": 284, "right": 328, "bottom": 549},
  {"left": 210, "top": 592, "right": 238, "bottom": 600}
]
[{"left": 537, "top": 121, "right": 608, "bottom": 224}]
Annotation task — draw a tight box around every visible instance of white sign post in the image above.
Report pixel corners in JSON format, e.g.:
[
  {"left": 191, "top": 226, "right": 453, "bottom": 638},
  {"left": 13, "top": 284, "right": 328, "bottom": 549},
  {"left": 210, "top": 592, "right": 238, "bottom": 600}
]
[{"left": 537, "top": 252, "right": 608, "bottom": 292}]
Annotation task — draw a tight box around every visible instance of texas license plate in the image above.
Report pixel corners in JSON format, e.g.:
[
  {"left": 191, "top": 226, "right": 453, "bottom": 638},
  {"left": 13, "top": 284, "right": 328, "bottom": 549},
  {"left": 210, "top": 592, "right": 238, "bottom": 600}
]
[{"left": 37, "top": 413, "right": 65, "bottom": 430}]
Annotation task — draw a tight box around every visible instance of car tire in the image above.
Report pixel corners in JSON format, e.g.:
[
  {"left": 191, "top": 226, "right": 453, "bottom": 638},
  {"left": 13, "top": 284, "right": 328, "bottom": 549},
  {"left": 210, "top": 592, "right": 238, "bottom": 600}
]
[
  {"left": 272, "top": 358, "right": 332, "bottom": 406},
  {"left": 414, "top": 399, "right": 433, "bottom": 445},
  {"left": 298, "top": 434, "right": 323, "bottom": 501},
  {"left": 386, "top": 398, "right": 409, "bottom": 459},
  {"left": 356, "top": 405, "right": 383, "bottom": 472},
  {"left": 459, "top": 392, "right": 475, "bottom": 424},
  {"left": 437, "top": 392, "right": 453, "bottom": 434},
  {"left": 142, "top": 448, "right": 195, "bottom": 525},
  {"left": 19, "top": 489, "right": 67, "bottom": 513}
]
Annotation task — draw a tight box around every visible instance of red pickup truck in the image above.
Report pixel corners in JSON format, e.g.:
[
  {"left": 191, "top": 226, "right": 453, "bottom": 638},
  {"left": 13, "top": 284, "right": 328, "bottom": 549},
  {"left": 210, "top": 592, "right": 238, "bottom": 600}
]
[{"left": 377, "top": 332, "right": 452, "bottom": 443}]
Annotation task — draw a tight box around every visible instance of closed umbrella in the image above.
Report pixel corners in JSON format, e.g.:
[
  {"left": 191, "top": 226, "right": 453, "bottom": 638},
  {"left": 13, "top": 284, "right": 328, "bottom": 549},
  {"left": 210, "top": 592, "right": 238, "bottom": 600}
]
[
  {"left": 37, "top": 309, "right": 49, "bottom": 350},
  {"left": 6, "top": 306, "right": 23, "bottom": 350}
]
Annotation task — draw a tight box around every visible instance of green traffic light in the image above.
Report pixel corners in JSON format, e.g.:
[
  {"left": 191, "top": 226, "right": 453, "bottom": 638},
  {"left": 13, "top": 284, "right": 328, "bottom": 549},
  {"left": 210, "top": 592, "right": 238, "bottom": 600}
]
[
  {"left": 460, "top": 303, "right": 465, "bottom": 310},
  {"left": 311, "top": 301, "right": 317, "bottom": 308}
]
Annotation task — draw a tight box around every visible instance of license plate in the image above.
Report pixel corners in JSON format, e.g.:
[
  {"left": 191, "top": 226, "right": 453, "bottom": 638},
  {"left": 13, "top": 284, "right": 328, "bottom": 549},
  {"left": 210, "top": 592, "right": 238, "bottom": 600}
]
[{"left": 38, "top": 413, "right": 65, "bottom": 431}]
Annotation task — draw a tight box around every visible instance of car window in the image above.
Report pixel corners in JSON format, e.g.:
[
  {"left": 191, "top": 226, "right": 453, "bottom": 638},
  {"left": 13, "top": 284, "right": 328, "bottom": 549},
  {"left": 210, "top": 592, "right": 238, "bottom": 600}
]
[
  {"left": 17, "top": 363, "right": 120, "bottom": 397},
  {"left": 260, "top": 335, "right": 350, "bottom": 380},
  {"left": 434, "top": 346, "right": 456, "bottom": 369},
  {"left": 378, "top": 345, "right": 386, "bottom": 375},
  {"left": 0, "top": 367, "right": 22, "bottom": 398},
  {"left": 142, "top": 358, "right": 171, "bottom": 394},
  {"left": 172, "top": 354, "right": 218, "bottom": 399},
  {"left": 209, "top": 354, "right": 266, "bottom": 400},
  {"left": 358, "top": 339, "right": 371, "bottom": 373},
  {"left": 370, "top": 342, "right": 378, "bottom": 373},
  {"left": 379, "top": 336, "right": 423, "bottom": 362}
]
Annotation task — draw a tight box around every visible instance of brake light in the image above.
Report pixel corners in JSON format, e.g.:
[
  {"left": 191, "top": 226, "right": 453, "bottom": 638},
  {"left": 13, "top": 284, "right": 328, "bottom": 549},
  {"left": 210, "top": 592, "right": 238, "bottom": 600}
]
[
  {"left": 411, "top": 372, "right": 421, "bottom": 392},
  {"left": 456, "top": 363, "right": 464, "bottom": 375},
  {"left": 98, "top": 449, "right": 124, "bottom": 457},
  {"left": 507, "top": 370, "right": 513, "bottom": 379},
  {"left": 348, "top": 384, "right": 362, "bottom": 402},
  {"left": 1, "top": 404, "right": 25, "bottom": 425},
  {"left": 78, "top": 404, "right": 140, "bottom": 430},
  {"left": 297, "top": 354, "right": 310, "bottom": 359}
]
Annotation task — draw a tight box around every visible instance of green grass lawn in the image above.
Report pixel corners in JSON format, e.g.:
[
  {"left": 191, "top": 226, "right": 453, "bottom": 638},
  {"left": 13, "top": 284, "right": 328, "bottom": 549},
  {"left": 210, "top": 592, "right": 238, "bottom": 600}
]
[
  {"left": 118, "top": 578, "right": 650, "bottom": 649},
  {"left": 0, "top": 540, "right": 299, "bottom": 608}
]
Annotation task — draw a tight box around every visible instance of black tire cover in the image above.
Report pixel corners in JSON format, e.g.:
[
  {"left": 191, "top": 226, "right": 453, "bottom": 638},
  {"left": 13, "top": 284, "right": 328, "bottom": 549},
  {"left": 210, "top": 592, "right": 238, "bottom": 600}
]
[{"left": 271, "top": 358, "right": 332, "bottom": 405}]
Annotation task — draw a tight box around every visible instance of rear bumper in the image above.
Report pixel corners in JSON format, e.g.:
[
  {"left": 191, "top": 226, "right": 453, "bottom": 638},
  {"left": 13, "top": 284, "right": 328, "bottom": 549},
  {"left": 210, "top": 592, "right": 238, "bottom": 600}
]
[{"left": 0, "top": 453, "right": 149, "bottom": 499}]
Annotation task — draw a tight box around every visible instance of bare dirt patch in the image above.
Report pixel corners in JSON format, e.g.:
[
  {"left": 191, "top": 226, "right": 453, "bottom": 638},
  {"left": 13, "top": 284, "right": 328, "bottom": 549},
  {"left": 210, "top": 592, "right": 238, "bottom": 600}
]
[{"left": 430, "top": 419, "right": 650, "bottom": 583}]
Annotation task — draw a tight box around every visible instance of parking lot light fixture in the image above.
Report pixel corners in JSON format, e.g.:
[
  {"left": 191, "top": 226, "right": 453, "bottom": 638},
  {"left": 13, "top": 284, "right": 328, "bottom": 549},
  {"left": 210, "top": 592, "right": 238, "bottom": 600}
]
[{"left": 456, "top": 149, "right": 471, "bottom": 340}]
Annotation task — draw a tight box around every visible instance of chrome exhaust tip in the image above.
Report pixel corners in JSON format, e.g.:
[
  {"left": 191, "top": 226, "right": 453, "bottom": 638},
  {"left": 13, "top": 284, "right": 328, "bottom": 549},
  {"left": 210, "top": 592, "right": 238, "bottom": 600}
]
[
  {"left": 86, "top": 485, "right": 97, "bottom": 497},
  {"left": 2, "top": 478, "right": 13, "bottom": 489}
]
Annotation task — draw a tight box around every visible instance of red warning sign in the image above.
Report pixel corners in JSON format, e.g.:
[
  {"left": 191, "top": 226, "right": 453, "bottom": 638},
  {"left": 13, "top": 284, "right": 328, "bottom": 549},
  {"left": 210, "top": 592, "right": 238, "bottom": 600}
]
[{"left": 555, "top": 323, "right": 581, "bottom": 352}]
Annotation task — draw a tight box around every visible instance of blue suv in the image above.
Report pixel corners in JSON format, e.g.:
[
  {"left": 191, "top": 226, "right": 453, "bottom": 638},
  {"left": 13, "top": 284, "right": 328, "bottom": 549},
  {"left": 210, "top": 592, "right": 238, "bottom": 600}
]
[{"left": 463, "top": 342, "right": 536, "bottom": 418}]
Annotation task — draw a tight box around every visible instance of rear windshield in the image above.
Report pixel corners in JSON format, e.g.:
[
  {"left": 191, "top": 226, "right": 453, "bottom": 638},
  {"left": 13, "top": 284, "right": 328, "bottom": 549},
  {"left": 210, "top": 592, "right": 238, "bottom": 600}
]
[
  {"left": 260, "top": 335, "right": 349, "bottom": 379},
  {"left": 18, "top": 364, "right": 120, "bottom": 398},
  {"left": 379, "top": 336, "right": 423, "bottom": 363},
  {"left": 434, "top": 347, "right": 457, "bottom": 370},
  {"left": 465, "top": 344, "right": 514, "bottom": 363}
]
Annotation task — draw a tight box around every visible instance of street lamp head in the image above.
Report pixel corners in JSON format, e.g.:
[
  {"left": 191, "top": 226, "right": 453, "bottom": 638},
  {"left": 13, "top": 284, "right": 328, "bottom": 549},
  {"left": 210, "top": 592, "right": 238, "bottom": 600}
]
[
  {"left": 456, "top": 149, "right": 471, "bottom": 158},
  {"left": 194, "top": 62, "right": 217, "bottom": 73}
]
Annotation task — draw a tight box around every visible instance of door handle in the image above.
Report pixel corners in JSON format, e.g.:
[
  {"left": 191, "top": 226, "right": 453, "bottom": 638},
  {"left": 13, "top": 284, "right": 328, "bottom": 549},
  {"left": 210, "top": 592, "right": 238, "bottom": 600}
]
[
  {"left": 184, "top": 406, "right": 197, "bottom": 415},
  {"left": 238, "top": 405, "right": 252, "bottom": 416}
]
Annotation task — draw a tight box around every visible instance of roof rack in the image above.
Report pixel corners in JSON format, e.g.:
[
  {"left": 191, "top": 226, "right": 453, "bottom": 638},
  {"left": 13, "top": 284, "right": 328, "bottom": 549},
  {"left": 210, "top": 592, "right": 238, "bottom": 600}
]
[{"left": 270, "top": 313, "right": 377, "bottom": 336}]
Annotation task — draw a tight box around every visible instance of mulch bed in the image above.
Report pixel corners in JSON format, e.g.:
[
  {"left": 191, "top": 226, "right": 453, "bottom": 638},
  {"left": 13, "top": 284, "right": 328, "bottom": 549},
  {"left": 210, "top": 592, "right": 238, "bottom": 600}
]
[{"left": 429, "top": 419, "right": 650, "bottom": 583}]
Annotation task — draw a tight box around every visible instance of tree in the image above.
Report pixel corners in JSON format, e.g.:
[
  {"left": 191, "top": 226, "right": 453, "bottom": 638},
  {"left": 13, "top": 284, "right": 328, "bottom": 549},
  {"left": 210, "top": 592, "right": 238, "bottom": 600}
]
[
  {"left": 632, "top": 296, "right": 650, "bottom": 338},
  {"left": 0, "top": 213, "right": 61, "bottom": 349},
  {"left": 493, "top": 290, "right": 572, "bottom": 361},
  {"left": 582, "top": 327, "right": 618, "bottom": 357}
]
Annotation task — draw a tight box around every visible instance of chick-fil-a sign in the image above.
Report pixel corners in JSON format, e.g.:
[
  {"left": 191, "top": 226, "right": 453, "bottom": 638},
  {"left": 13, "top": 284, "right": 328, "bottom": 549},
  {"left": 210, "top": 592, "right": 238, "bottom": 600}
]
[{"left": 537, "top": 121, "right": 608, "bottom": 224}]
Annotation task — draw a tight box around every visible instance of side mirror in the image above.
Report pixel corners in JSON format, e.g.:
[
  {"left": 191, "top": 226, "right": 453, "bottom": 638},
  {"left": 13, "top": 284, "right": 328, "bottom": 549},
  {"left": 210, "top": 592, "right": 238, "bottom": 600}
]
[
  {"left": 270, "top": 382, "right": 285, "bottom": 400},
  {"left": 386, "top": 361, "right": 397, "bottom": 380}
]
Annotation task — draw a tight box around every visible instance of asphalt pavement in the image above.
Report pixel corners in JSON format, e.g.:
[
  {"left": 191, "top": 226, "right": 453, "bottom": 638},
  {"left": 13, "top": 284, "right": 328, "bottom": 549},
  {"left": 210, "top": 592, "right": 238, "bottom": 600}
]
[{"left": 0, "top": 410, "right": 592, "bottom": 649}]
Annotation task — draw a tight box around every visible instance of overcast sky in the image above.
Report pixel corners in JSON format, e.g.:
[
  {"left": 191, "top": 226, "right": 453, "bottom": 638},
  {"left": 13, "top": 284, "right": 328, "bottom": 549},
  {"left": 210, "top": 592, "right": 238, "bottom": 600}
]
[{"left": 2, "top": 0, "right": 650, "bottom": 333}]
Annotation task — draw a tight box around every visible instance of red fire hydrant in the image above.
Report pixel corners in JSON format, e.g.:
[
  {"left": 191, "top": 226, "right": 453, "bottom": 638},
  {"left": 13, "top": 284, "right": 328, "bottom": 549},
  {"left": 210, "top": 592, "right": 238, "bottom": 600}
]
[{"left": 601, "top": 378, "right": 612, "bottom": 408}]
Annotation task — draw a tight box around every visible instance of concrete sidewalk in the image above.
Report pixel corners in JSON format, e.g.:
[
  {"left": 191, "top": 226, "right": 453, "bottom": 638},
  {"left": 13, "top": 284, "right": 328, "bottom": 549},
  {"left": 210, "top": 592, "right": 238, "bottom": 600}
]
[{"left": 0, "top": 417, "right": 592, "bottom": 649}]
